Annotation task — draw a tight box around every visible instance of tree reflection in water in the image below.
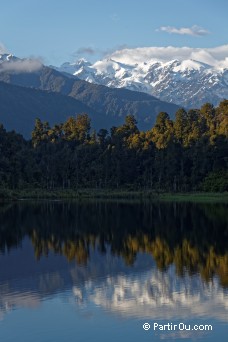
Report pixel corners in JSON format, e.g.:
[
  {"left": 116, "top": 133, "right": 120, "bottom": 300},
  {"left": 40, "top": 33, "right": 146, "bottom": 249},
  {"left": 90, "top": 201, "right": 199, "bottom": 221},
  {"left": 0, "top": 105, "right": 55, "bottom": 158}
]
[{"left": 0, "top": 200, "right": 227, "bottom": 287}]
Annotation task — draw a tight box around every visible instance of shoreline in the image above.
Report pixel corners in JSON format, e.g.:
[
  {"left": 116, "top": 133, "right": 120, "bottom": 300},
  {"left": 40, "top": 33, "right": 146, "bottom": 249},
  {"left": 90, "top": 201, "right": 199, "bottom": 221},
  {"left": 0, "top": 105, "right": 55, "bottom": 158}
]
[{"left": 0, "top": 188, "right": 228, "bottom": 203}]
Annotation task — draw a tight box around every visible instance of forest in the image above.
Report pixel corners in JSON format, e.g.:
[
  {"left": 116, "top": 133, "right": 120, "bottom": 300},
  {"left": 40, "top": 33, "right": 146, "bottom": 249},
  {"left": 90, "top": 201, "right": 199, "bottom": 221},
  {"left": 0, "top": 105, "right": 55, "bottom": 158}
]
[{"left": 0, "top": 100, "right": 227, "bottom": 193}]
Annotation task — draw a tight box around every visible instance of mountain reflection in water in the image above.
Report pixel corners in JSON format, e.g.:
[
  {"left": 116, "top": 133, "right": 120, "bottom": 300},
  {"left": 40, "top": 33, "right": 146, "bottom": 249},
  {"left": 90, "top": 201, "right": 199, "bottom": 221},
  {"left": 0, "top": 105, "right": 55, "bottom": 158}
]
[{"left": 0, "top": 200, "right": 227, "bottom": 341}]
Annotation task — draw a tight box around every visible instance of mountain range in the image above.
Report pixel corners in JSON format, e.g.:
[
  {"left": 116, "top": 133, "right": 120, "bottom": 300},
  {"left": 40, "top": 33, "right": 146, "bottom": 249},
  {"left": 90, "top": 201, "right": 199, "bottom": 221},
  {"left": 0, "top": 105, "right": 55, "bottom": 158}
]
[
  {"left": 0, "top": 54, "right": 180, "bottom": 137},
  {"left": 56, "top": 48, "right": 228, "bottom": 108}
]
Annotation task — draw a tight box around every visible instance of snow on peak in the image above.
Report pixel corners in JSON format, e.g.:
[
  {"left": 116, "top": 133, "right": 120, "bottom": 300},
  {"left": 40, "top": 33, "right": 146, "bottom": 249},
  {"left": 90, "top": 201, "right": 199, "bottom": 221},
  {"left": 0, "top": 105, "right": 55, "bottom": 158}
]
[
  {"left": 0, "top": 53, "right": 17, "bottom": 63},
  {"left": 172, "top": 59, "right": 209, "bottom": 72},
  {"left": 57, "top": 58, "right": 91, "bottom": 75},
  {"left": 92, "top": 59, "right": 126, "bottom": 75},
  {"left": 75, "top": 58, "right": 91, "bottom": 66}
]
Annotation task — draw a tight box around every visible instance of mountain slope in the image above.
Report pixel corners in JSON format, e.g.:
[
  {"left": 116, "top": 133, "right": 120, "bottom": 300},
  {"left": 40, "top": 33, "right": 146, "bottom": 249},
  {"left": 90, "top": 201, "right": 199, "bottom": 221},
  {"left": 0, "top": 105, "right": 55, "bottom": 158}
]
[{"left": 0, "top": 81, "right": 106, "bottom": 138}]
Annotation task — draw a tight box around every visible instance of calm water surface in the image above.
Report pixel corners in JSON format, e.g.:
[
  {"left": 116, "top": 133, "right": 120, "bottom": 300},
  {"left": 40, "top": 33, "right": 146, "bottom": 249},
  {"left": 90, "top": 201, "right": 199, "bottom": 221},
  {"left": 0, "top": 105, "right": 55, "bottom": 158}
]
[{"left": 0, "top": 200, "right": 227, "bottom": 341}]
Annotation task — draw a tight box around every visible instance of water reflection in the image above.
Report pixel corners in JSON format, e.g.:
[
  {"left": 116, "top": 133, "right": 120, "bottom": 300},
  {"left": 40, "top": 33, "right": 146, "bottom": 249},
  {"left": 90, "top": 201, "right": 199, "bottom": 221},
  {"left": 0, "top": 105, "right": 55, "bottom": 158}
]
[
  {"left": 0, "top": 201, "right": 227, "bottom": 286},
  {"left": 72, "top": 268, "right": 228, "bottom": 321},
  {"left": 0, "top": 200, "right": 227, "bottom": 340}
]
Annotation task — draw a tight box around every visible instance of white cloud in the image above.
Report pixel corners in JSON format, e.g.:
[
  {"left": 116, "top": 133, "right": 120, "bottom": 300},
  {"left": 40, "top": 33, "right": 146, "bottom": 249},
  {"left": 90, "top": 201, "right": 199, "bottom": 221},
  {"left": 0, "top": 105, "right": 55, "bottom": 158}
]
[
  {"left": 0, "top": 42, "right": 8, "bottom": 54},
  {"left": 0, "top": 58, "right": 42, "bottom": 73},
  {"left": 157, "top": 25, "right": 210, "bottom": 36},
  {"left": 108, "top": 45, "right": 228, "bottom": 68}
]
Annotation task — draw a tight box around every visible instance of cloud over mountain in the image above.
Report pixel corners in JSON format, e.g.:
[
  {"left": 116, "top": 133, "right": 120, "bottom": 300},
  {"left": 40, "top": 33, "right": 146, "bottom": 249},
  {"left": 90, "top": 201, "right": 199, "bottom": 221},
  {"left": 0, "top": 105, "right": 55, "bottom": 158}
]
[
  {"left": 0, "top": 58, "right": 42, "bottom": 73},
  {"left": 108, "top": 45, "right": 228, "bottom": 68},
  {"left": 0, "top": 42, "right": 8, "bottom": 54}
]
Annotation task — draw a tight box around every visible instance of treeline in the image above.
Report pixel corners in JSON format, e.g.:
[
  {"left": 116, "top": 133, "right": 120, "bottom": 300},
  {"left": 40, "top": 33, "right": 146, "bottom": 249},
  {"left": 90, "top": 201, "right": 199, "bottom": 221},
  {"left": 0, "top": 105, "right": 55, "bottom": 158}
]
[{"left": 0, "top": 100, "right": 227, "bottom": 192}]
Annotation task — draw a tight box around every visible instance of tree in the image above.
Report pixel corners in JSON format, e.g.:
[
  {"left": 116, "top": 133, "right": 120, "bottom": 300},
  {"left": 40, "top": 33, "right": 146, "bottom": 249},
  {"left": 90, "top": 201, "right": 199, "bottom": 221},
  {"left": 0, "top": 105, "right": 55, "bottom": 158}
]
[
  {"left": 63, "top": 113, "right": 91, "bottom": 143},
  {"left": 174, "top": 108, "right": 188, "bottom": 145},
  {"left": 216, "top": 100, "right": 228, "bottom": 137},
  {"left": 32, "top": 118, "right": 50, "bottom": 147},
  {"left": 151, "top": 112, "right": 173, "bottom": 149},
  {"left": 97, "top": 128, "right": 108, "bottom": 146}
]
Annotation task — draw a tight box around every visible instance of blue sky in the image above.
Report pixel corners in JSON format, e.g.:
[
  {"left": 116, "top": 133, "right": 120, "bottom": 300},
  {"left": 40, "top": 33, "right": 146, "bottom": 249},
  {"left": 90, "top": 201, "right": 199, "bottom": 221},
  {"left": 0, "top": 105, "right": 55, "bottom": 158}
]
[{"left": 0, "top": 0, "right": 227, "bottom": 65}]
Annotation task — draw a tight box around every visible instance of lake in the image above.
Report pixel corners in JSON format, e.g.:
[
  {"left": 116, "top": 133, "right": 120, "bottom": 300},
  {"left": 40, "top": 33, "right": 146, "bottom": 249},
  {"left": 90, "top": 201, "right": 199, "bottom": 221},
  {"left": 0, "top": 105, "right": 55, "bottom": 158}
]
[{"left": 0, "top": 200, "right": 227, "bottom": 341}]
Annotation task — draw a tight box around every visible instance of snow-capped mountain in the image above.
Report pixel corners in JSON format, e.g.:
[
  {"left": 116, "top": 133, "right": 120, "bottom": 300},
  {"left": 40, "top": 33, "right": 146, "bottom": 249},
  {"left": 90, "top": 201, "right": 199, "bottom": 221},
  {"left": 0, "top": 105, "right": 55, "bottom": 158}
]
[
  {"left": 56, "top": 46, "right": 228, "bottom": 108},
  {"left": 0, "top": 53, "right": 19, "bottom": 63}
]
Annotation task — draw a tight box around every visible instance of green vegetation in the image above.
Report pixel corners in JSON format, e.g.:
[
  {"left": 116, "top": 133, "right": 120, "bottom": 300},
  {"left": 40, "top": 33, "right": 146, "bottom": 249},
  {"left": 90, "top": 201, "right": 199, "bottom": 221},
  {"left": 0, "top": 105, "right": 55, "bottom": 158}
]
[
  {"left": 158, "top": 192, "right": 228, "bottom": 202},
  {"left": 0, "top": 100, "right": 227, "bottom": 197},
  {"left": 0, "top": 188, "right": 228, "bottom": 202}
]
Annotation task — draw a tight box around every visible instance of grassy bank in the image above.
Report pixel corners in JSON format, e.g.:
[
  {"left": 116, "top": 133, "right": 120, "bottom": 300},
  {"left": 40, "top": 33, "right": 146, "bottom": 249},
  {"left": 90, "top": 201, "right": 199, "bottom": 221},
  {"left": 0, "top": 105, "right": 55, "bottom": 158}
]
[
  {"left": 0, "top": 188, "right": 228, "bottom": 202},
  {"left": 158, "top": 192, "right": 228, "bottom": 202},
  {"left": 0, "top": 188, "right": 156, "bottom": 200}
]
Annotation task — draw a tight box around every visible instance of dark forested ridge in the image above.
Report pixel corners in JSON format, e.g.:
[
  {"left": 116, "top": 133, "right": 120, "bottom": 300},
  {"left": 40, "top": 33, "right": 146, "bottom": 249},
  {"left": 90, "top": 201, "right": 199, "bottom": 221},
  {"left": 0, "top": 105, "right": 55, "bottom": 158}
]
[
  {"left": 0, "top": 81, "right": 111, "bottom": 137},
  {"left": 0, "top": 100, "right": 227, "bottom": 193},
  {"left": 0, "top": 65, "right": 180, "bottom": 133}
]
